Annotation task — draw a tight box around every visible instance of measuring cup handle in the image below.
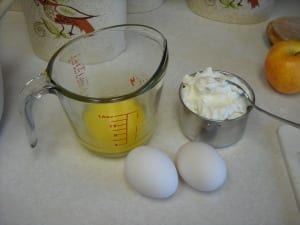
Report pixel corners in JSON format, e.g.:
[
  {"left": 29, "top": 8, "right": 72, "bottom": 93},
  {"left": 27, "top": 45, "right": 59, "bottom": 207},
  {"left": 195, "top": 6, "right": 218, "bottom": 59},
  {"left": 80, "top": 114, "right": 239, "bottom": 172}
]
[{"left": 19, "top": 73, "right": 55, "bottom": 148}]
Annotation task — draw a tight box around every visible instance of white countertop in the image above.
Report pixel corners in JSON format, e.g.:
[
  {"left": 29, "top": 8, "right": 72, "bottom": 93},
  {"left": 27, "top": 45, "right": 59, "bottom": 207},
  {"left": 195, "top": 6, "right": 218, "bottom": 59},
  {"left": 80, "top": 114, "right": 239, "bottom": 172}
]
[{"left": 0, "top": 1, "right": 300, "bottom": 224}]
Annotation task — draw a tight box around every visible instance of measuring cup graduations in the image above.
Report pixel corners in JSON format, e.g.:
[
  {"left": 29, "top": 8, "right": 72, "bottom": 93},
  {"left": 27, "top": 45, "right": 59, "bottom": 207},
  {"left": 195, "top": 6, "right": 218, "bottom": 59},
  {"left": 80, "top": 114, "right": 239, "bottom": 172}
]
[{"left": 20, "top": 24, "right": 168, "bottom": 157}]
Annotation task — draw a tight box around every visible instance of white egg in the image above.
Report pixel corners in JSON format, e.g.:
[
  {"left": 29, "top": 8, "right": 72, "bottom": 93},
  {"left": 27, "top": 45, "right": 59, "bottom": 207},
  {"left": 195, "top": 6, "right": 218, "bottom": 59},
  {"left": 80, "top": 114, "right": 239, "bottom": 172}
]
[
  {"left": 124, "top": 146, "right": 178, "bottom": 199},
  {"left": 176, "top": 142, "right": 227, "bottom": 192}
]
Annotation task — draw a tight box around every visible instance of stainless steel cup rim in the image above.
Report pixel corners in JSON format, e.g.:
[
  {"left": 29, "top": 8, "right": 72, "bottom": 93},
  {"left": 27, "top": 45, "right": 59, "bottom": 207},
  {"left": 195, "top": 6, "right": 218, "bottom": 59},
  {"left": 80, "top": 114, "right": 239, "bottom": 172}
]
[{"left": 179, "top": 70, "right": 256, "bottom": 123}]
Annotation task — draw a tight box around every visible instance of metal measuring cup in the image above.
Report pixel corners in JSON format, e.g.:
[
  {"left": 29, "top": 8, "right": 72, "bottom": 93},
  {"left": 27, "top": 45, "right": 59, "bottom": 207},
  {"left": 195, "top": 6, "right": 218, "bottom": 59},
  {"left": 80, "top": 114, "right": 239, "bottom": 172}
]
[{"left": 178, "top": 70, "right": 255, "bottom": 148}]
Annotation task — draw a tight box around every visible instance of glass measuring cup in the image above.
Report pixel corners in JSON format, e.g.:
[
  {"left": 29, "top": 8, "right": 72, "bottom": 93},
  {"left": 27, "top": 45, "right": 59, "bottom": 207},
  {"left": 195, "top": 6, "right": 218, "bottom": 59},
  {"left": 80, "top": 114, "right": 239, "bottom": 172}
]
[{"left": 20, "top": 24, "right": 168, "bottom": 157}]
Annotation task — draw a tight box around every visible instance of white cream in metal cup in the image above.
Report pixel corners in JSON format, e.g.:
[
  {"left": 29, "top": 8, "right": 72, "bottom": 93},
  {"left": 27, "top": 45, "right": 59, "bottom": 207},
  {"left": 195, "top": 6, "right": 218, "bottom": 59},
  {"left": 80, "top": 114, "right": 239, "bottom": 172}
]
[{"left": 178, "top": 70, "right": 255, "bottom": 148}]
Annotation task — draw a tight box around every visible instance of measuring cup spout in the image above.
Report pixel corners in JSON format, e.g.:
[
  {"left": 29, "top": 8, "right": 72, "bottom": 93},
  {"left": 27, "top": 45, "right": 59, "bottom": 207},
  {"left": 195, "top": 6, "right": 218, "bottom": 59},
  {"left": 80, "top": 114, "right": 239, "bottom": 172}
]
[{"left": 19, "top": 73, "right": 56, "bottom": 148}]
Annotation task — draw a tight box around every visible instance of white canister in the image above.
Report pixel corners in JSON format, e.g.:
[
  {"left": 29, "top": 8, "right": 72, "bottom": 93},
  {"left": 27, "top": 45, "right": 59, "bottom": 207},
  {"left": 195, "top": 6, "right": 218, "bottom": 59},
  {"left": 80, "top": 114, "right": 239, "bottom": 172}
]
[
  {"left": 128, "top": 0, "right": 165, "bottom": 13},
  {"left": 186, "top": 0, "right": 274, "bottom": 24},
  {"left": 22, "top": 0, "right": 127, "bottom": 60}
]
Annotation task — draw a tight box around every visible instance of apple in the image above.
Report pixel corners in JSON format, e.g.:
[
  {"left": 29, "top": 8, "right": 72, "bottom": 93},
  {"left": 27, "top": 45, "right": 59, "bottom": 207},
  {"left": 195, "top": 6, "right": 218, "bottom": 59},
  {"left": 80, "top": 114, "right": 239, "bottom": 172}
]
[{"left": 264, "top": 40, "right": 300, "bottom": 94}]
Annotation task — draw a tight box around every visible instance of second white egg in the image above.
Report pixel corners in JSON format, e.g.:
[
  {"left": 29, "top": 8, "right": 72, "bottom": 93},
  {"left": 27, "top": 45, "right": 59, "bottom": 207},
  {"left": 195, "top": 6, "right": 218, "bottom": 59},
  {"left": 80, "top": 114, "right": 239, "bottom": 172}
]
[{"left": 176, "top": 142, "right": 227, "bottom": 192}]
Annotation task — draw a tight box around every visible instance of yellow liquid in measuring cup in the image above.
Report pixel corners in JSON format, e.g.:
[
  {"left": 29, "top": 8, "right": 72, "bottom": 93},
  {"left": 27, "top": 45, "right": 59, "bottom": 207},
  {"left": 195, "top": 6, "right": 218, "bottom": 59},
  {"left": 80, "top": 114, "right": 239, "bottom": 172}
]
[{"left": 83, "top": 99, "right": 147, "bottom": 155}]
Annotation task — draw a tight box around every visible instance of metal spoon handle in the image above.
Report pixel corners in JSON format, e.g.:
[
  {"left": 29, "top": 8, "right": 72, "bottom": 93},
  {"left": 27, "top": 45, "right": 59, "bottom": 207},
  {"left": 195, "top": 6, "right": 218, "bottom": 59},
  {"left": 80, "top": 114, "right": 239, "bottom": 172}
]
[
  {"left": 251, "top": 103, "right": 300, "bottom": 129},
  {"left": 225, "top": 79, "right": 300, "bottom": 129}
]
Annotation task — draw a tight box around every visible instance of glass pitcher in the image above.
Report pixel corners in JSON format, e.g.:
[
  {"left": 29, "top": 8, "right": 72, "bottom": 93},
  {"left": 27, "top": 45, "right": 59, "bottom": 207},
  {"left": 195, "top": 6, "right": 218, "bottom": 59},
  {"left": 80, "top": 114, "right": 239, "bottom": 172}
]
[{"left": 20, "top": 24, "right": 168, "bottom": 157}]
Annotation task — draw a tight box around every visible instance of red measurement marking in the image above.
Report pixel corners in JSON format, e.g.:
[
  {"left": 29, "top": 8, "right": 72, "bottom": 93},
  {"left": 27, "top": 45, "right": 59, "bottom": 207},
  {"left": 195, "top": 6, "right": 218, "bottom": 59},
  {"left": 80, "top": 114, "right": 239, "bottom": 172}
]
[
  {"left": 112, "top": 123, "right": 126, "bottom": 127},
  {"left": 97, "top": 110, "right": 140, "bottom": 146},
  {"left": 130, "top": 76, "right": 136, "bottom": 86},
  {"left": 98, "top": 111, "right": 138, "bottom": 119},
  {"left": 129, "top": 75, "right": 147, "bottom": 87},
  {"left": 68, "top": 53, "right": 88, "bottom": 94},
  {"left": 111, "top": 119, "right": 126, "bottom": 123},
  {"left": 114, "top": 133, "right": 126, "bottom": 137},
  {"left": 135, "top": 126, "right": 138, "bottom": 140},
  {"left": 113, "top": 138, "right": 126, "bottom": 141},
  {"left": 112, "top": 127, "right": 126, "bottom": 131}
]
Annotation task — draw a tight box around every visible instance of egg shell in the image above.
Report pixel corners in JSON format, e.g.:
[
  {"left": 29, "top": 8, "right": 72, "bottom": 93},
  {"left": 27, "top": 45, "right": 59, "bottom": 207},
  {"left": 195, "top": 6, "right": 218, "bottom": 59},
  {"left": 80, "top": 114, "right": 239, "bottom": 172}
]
[
  {"left": 124, "top": 146, "right": 178, "bottom": 199},
  {"left": 176, "top": 142, "right": 227, "bottom": 192}
]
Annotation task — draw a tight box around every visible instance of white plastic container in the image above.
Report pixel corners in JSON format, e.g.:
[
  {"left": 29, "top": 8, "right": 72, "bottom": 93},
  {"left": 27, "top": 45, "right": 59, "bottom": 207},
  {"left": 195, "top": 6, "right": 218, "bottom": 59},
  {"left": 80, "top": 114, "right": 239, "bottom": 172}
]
[
  {"left": 186, "top": 0, "right": 274, "bottom": 24},
  {"left": 22, "top": 0, "right": 127, "bottom": 60}
]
